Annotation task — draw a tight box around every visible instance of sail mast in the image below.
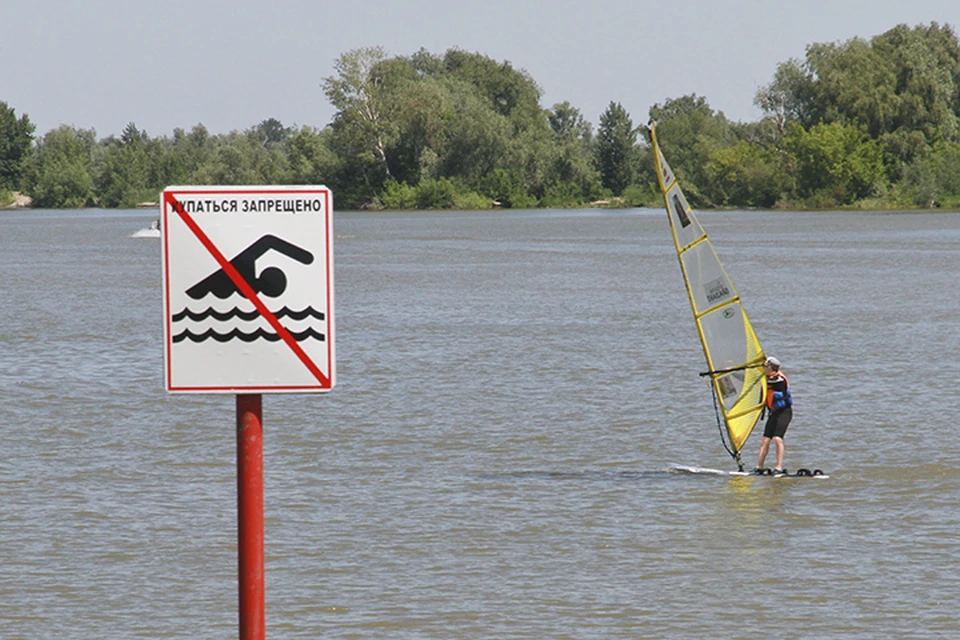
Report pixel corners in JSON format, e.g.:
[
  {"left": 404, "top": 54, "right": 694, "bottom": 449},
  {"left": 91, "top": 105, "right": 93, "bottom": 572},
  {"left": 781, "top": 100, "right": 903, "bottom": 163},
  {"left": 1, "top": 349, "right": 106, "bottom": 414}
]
[{"left": 648, "top": 122, "right": 767, "bottom": 468}]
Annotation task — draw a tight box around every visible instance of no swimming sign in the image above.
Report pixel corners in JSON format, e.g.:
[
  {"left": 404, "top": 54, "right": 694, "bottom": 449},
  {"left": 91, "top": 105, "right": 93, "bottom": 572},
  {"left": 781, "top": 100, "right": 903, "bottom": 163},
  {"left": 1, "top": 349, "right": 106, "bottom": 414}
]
[{"left": 161, "top": 186, "right": 335, "bottom": 393}]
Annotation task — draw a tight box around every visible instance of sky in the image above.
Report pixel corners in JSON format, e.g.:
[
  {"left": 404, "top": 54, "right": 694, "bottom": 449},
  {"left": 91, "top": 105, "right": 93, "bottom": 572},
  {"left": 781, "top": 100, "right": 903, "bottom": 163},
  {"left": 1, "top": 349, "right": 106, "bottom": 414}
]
[{"left": 4, "top": 0, "right": 960, "bottom": 139}]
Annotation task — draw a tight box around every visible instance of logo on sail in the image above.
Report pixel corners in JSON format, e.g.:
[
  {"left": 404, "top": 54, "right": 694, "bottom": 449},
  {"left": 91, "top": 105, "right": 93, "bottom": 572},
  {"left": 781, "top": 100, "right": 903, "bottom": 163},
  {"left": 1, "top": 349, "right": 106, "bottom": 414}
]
[{"left": 704, "top": 277, "right": 732, "bottom": 304}]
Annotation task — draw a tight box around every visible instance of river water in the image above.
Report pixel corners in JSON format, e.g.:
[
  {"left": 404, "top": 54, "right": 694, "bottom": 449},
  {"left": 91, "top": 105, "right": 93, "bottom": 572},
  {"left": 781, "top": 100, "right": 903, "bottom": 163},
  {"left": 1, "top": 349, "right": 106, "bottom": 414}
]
[{"left": 1, "top": 207, "right": 958, "bottom": 638}]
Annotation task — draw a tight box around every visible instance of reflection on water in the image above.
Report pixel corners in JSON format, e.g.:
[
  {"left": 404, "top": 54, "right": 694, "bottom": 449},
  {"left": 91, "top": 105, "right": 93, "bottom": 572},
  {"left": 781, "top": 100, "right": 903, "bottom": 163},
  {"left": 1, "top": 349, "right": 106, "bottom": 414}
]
[{"left": 1, "top": 208, "right": 958, "bottom": 638}]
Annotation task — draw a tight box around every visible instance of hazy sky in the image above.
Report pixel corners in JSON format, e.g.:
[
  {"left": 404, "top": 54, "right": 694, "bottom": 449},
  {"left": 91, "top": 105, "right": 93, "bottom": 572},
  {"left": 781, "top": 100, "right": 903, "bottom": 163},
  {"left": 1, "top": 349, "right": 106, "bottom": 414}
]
[{"left": 4, "top": 0, "right": 959, "bottom": 138}]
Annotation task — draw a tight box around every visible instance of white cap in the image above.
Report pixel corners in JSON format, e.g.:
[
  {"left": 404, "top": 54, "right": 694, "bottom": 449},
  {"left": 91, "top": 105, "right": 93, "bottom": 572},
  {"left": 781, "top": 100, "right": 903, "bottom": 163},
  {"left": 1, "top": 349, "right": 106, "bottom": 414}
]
[{"left": 764, "top": 356, "right": 781, "bottom": 369}]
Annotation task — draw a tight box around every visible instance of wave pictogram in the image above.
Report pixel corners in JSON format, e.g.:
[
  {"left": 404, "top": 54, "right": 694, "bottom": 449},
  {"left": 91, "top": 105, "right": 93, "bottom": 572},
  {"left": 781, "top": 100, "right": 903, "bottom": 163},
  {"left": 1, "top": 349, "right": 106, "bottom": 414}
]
[
  {"left": 171, "top": 306, "right": 325, "bottom": 323},
  {"left": 170, "top": 304, "right": 326, "bottom": 344},
  {"left": 172, "top": 326, "right": 326, "bottom": 344}
]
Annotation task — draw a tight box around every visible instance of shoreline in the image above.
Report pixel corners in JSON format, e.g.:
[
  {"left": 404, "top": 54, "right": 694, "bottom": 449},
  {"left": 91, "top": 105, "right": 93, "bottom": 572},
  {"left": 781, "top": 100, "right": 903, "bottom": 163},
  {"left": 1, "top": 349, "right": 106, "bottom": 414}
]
[
  {"left": 0, "top": 192, "right": 33, "bottom": 209},
  {"left": 1, "top": 192, "right": 956, "bottom": 214}
]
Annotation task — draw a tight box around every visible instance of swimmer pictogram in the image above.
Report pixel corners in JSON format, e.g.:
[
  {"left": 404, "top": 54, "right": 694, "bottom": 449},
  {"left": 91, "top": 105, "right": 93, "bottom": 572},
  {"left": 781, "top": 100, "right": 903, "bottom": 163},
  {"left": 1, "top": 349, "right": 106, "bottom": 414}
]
[{"left": 187, "top": 234, "right": 314, "bottom": 299}]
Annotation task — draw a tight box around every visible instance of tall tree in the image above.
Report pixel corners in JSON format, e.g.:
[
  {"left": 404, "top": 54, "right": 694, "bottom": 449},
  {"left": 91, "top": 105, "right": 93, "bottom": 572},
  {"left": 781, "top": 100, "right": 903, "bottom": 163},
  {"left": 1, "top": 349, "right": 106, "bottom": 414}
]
[
  {"left": 648, "top": 95, "right": 733, "bottom": 204},
  {"left": 755, "top": 58, "right": 820, "bottom": 131},
  {"left": 779, "top": 22, "right": 960, "bottom": 143},
  {"left": 286, "top": 126, "right": 340, "bottom": 186},
  {"left": 22, "top": 125, "right": 96, "bottom": 208},
  {"left": 874, "top": 22, "right": 960, "bottom": 142},
  {"left": 548, "top": 101, "right": 593, "bottom": 142},
  {"left": 596, "top": 101, "right": 637, "bottom": 195},
  {"left": 705, "top": 140, "right": 787, "bottom": 207},
  {"left": 323, "top": 47, "right": 407, "bottom": 183},
  {"left": 807, "top": 37, "right": 899, "bottom": 137},
  {"left": 168, "top": 124, "right": 215, "bottom": 183},
  {"left": 435, "top": 51, "right": 552, "bottom": 198},
  {"left": 441, "top": 49, "right": 544, "bottom": 130},
  {"left": 251, "top": 118, "right": 291, "bottom": 147},
  {"left": 783, "top": 121, "right": 885, "bottom": 204},
  {"left": 543, "top": 102, "right": 601, "bottom": 203},
  {"left": 95, "top": 122, "right": 156, "bottom": 207},
  {"left": 0, "top": 101, "right": 35, "bottom": 191},
  {"left": 433, "top": 77, "right": 513, "bottom": 185},
  {"left": 378, "top": 71, "right": 454, "bottom": 185}
]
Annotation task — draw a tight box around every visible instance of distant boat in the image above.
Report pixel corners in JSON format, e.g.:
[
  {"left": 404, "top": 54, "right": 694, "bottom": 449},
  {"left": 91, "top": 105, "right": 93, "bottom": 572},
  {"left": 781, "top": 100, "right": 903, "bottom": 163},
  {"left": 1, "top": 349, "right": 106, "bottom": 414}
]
[{"left": 130, "top": 218, "right": 161, "bottom": 238}]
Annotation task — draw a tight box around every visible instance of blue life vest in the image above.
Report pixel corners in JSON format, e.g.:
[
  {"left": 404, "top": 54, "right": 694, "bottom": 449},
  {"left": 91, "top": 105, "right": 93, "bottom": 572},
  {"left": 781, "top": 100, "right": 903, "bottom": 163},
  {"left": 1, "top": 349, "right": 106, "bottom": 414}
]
[{"left": 772, "top": 386, "right": 792, "bottom": 410}]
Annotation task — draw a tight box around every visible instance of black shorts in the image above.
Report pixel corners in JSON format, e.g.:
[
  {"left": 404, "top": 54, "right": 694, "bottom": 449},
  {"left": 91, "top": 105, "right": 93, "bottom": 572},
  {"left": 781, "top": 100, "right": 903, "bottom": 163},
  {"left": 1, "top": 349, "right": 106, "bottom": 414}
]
[{"left": 763, "top": 407, "right": 792, "bottom": 439}]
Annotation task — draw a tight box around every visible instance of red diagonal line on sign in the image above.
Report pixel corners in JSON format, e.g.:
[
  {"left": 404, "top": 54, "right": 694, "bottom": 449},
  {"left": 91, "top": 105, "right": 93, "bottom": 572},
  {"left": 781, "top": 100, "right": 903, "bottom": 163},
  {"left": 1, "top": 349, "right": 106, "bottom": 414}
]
[{"left": 165, "top": 192, "right": 330, "bottom": 387}]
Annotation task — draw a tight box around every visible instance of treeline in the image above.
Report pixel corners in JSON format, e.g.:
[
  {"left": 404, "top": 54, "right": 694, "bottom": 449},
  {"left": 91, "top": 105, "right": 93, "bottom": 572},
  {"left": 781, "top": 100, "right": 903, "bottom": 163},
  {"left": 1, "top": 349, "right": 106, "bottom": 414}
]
[{"left": 2, "top": 22, "right": 960, "bottom": 211}]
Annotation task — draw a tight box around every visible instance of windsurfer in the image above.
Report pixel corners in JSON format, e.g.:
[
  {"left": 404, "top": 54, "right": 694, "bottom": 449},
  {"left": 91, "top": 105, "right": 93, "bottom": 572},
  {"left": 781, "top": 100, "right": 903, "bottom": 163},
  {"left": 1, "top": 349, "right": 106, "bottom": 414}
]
[{"left": 755, "top": 356, "right": 793, "bottom": 475}]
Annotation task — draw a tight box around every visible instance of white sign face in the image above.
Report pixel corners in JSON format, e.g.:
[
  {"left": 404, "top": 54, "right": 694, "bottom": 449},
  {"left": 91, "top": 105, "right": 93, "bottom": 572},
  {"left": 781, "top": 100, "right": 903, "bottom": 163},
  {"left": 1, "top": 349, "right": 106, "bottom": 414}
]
[{"left": 161, "top": 186, "right": 335, "bottom": 393}]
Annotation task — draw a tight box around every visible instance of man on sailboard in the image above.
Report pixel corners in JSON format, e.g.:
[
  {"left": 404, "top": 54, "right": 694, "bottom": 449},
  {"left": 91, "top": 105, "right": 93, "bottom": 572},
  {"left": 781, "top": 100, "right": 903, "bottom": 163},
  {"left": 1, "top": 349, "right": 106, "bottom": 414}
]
[{"left": 754, "top": 357, "right": 793, "bottom": 475}]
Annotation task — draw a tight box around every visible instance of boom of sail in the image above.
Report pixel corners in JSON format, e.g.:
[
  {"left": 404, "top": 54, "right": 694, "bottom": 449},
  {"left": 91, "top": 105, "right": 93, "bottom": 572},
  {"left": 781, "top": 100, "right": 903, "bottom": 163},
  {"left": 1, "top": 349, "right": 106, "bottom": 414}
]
[{"left": 649, "top": 122, "right": 766, "bottom": 468}]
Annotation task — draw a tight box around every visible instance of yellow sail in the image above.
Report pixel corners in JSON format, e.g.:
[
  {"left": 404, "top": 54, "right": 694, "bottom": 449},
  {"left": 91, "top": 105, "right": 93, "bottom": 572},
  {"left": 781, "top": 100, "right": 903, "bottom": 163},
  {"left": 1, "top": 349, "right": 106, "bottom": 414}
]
[{"left": 649, "top": 123, "right": 766, "bottom": 461}]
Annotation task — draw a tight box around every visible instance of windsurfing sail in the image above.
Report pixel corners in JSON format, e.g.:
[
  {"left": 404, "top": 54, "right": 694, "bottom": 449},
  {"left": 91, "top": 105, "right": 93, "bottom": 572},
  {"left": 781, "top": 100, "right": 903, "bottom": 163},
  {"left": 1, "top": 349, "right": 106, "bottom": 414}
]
[{"left": 649, "top": 122, "right": 766, "bottom": 469}]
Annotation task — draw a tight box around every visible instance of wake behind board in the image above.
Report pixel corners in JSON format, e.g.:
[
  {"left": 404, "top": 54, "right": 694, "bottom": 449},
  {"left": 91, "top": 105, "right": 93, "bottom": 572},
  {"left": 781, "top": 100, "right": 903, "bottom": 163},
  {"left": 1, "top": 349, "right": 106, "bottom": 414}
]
[
  {"left": 668, "top": 464, "right": 829, "bottom": 479},
  {"left": 667, "top": 464, "right": 730, "bottom": 476}
]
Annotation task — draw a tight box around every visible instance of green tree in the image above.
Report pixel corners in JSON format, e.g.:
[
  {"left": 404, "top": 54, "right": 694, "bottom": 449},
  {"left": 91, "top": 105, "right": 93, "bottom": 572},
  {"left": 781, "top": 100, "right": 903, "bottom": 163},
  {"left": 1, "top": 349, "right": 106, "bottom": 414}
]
[
  {"left": 649, "top": 95, "right": 734, "bottom": 204},
  {"left": 380, "top": 70, "right": 454, "bottom": 185},
  {"left": 873, "top": 23, "right": 960, "bottom": 142},
  {"left": 168, "top": 124, "right": 215, "bottom": 183},
  {"left": 705, "top": 140, "right": 787, "bottom": 207},
  {"left": 190, "top": 130, "right": 289, "bottom": 186},
  {"left": 755, "top": 58, "right": 820, "bottom": 131},
  {"left": 543, "top": 102, "right": 602, "bottom": 204},
  {"left": 807, "top": 37, "right": 899, "bottom": 137},
  {"left": 783, "top": 121, "right": 885, "bottom": 205},
  {"left": 95, "top": 122, "right": 156, "bottom": 207},
  {"left": 901, "top": 142, "right": 960, "bottom": 206},
  {"left": 441, "top": 49, "right": 544, "bottom": 131},
  {"left": 877, "top": 128, "right": 930, "bottom": 184},
  {"left": 286, "top": 126, "right": 340, "bottom": 185},
  {"left": 596, "top": 102, "right": 637, "bottom": 195},
  {"left": 438, "top": 50, "right": 554, "bottom": 202},
  {"left": 397, "top": 49, "right": 553, "bottom": 202},
  {"left": 548, "top": 101, "right": 592, "bottom": 141},
  {"left": 23, "top": 125, "right": 97, "bottom": 208},
  {"left": 0, "top": 101, "right": 35, "bottom": 191},
  {"left": 323, "top": 47, "right": 405, "bottom": 185},
  {"left": 251, "top": 118, "right": 291, "bottom": 147},
  {"left": 784, "top": 23, "right": 960, "bottom": 143},
  {"left": 378, "top": 179, "right": 418, "bottom": 209},
  {"left": 478, "top": 168, "right": 538, "bottom": 209},
  {"left": 433, "top": 79, "right": 513, "bottom": 186},
  {"left": 928, "top": 143, "right": 960, "bottom": 199},
  {"left": 320, "top": 46, "right": 567, "bottom": 208}
]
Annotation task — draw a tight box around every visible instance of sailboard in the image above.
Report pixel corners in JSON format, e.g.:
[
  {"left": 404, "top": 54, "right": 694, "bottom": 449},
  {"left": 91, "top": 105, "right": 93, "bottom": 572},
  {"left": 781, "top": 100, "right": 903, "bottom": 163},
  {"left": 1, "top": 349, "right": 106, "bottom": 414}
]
[
  {"left": 668, "top": 464, "right": 830, "bottom": 479},
  {"left": 649, "top": 122, "right": 766, "bottom": 471}
]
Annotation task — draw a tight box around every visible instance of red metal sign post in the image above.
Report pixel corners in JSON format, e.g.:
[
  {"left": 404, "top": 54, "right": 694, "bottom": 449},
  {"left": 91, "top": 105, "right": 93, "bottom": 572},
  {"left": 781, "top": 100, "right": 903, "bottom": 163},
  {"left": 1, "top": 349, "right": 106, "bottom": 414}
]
[
  {"left": 237, "top": 394, "right": 265, "bottom": 640},
  {"left": 161, "top": 187, "right": 335, "bottom": 638}
]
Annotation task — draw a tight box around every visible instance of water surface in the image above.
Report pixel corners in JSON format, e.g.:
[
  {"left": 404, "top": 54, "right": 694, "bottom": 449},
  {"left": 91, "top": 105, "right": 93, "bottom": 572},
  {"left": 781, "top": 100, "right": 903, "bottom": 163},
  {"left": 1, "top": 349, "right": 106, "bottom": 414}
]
[{"left": 1, "top": 207, "right": 958, "bottom": 638}]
